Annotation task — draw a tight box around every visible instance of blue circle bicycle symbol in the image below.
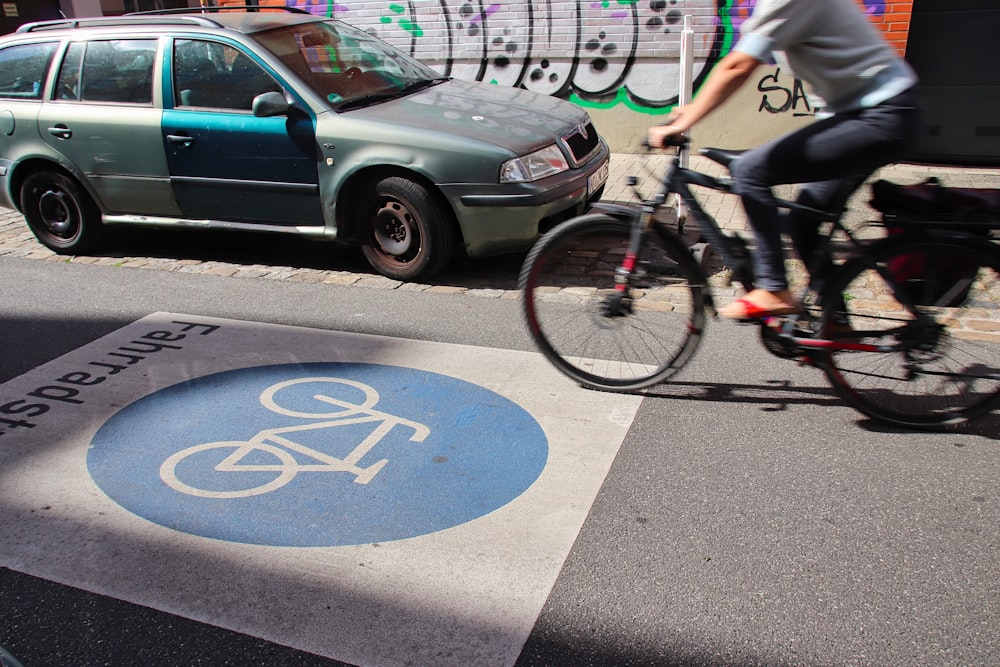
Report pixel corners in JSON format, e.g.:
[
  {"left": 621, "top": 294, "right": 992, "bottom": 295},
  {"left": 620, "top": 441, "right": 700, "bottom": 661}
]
[{"left": 88, "top": 363, "right": 548, "bottom": 546}]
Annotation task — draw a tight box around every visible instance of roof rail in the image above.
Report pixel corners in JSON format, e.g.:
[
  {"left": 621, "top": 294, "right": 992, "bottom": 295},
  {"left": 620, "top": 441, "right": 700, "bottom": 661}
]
[
  {"left": 15, "top": 5, "right": 312, "bottom": 33},
  {"left": 128, "top": 5, "right": 312, "bottom": 16},
  {"left": 17, "top": 15, "right": 225, "bottom": 33}
]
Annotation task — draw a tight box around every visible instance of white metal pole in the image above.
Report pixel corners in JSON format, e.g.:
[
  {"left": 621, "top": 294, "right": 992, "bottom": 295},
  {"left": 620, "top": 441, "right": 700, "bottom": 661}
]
[
  {"left": 677, "top": 15, "right": 694, "bottom": 221},
  {"left": 679, "top": 14, "right": 694, "bottom": 164}
]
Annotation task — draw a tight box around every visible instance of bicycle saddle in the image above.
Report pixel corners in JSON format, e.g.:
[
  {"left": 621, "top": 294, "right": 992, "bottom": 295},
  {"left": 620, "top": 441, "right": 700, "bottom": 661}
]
[{"left": 699, "top": 147, "right": 746, "bottom": 167}]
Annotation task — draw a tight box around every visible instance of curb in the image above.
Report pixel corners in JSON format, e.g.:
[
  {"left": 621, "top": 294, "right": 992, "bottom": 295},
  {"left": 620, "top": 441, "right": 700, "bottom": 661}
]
[{"left": 2, "top": 154, "right": 999, "bottom": 306}]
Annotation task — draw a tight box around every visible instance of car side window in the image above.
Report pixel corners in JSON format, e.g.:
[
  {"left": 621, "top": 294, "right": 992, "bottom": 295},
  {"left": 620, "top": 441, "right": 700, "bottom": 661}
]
[
  {"left": 56, "top": 39, "right": 157, "bottom": 104},
  {"left": 0, "top": 42, "right": 57, "bottom": 100},
  {"left": 174, "top": 39, "right": 281, "bottom": 112}
]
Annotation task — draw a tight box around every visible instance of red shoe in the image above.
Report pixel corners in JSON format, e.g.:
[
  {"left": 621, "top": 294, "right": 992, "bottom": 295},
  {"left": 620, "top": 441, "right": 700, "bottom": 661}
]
[{"left": 719, "top": 297, "right": 804, "bottom": 320}]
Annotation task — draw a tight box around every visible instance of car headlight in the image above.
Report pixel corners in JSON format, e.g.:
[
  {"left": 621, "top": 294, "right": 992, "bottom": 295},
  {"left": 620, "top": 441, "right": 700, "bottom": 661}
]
[{"left": 499, "top": 145, "right": 569, "bottom": 183}]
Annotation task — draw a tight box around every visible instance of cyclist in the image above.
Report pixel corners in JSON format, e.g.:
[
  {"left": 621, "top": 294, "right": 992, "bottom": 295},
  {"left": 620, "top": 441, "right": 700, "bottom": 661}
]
[{"left": 649, "top": 0, "right": 923, "bottom": 319}]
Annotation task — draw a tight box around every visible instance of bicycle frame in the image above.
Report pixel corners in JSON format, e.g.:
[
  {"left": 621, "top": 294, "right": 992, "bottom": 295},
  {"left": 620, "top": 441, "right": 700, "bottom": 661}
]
[{"left": 593, "top": 140, "right": 938, "bottom": 356}]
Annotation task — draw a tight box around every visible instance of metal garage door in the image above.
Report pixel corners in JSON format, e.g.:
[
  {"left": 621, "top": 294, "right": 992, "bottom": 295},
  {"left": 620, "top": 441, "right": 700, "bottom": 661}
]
[
  {"left": 906, "top": 0, "right": 1000, "bottom": 166},
  {"left": 0, "top": 1, "right": 61, "bottom": 35}
]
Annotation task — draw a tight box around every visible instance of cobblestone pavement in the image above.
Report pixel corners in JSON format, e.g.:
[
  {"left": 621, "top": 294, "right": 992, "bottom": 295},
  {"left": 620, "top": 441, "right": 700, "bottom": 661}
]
[{"left": 3, "top": 154, "right": 999, "bottom": 317}]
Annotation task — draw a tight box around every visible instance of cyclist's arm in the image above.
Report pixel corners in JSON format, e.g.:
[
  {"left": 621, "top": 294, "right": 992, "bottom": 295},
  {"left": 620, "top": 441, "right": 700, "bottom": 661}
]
[{"left": 648, "top": 50, "right": 761, "bottom": 146}]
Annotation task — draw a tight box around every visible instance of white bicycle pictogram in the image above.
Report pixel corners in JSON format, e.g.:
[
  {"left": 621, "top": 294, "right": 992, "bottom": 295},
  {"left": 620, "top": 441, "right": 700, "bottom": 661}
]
[{"left": 159, "top": 376, "right": 430, "bottom": 499}]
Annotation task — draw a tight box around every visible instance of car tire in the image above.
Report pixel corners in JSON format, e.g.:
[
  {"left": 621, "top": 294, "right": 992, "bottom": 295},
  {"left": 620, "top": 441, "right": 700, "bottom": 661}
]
[
  {"left": 20, "top": 170, "right": 103, "bottom": 254},
  {"left": 360, "top": 176, "right": 455, "bottom": 281}
]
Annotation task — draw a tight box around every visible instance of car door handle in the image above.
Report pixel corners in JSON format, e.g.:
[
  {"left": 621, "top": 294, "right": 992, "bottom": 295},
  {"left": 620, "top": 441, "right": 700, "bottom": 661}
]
[
  {"left": 166, "top": 134, "right": 193, "bottom": 146},
  {"left": 47, "top": 125, "right": 72, "bottom": 139}
]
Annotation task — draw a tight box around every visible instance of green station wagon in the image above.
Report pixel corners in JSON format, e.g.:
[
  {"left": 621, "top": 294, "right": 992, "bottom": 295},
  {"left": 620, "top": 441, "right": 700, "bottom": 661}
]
[{"left": 0, "top": 7, "right": 609, "bottom": 280}]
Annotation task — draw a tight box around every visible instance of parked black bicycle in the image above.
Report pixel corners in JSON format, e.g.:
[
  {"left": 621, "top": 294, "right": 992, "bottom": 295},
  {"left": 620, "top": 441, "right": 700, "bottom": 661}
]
[{"left": 518, "top": 136, "right": 1000, "bottom": 429}]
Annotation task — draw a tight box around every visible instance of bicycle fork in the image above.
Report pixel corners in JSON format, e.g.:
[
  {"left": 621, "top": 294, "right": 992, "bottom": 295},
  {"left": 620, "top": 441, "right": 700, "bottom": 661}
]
[{"left": 603, "top": 206, "right": 658, "bottom": 317}]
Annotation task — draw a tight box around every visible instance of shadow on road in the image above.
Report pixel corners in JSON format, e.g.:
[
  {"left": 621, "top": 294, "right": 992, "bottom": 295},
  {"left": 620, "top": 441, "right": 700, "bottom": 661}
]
[
  {"left": 19, "top": 222, "right": 529, "bottom": 291},
  {"left": 639, "top": 378, "right": 1000, "bottom": 439}
]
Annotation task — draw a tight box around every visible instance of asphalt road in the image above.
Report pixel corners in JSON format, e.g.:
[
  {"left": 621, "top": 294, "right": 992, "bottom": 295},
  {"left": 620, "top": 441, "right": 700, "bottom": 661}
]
[{"left": 1, "top": 230, "right": 998, "bottom": 666}]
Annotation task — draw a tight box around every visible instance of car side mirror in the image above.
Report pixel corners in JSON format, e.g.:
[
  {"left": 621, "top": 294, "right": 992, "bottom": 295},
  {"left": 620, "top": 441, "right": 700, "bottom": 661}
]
[{"left": 252, "top": 91, "right": 291, "bottom": 117}]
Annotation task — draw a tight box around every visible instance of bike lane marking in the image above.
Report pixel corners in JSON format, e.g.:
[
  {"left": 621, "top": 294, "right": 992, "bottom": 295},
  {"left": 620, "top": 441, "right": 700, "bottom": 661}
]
[{"left": 0, "top": 313, "right": 642, "bottom": 667}]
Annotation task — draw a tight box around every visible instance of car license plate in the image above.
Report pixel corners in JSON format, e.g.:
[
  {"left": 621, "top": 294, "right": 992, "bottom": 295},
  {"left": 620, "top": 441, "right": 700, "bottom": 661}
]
[{"left": 588, "top": 160, "right": 609, "bottom": 196}]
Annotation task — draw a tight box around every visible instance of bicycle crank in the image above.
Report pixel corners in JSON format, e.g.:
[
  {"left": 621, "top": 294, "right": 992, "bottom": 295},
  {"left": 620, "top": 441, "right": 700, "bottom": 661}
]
[{"left": 759, "top": 318, "right": 823, "bottom": 365}]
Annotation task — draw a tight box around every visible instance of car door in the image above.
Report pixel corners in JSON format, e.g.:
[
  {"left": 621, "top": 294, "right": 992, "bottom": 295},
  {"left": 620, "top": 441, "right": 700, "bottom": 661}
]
[
  {"left": 161, "top": 37, "right": 322, "bottom": 225},
  {"left": 37, "top": 37, "right": 181, "bottom": 216}
]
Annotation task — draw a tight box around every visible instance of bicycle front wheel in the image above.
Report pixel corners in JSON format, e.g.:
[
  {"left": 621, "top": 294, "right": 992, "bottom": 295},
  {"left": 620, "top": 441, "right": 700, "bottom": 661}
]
[
  {"left": 519, "top": 214, "right": 707, "bottom": 391},
  {"left": 818, "top": 233, "right": 1000, "bottom": 428}
]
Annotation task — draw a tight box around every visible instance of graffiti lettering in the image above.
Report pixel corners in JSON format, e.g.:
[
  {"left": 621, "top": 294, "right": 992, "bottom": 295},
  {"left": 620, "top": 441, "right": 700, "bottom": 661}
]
[{"left": 757, "top": 68, "right": 813, "bottom": 116}]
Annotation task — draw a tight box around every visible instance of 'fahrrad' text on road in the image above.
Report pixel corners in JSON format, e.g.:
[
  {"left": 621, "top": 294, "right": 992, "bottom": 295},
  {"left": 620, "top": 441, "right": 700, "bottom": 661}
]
[{"left": 0, "top": 320, "right": 219, "bottom": 437}]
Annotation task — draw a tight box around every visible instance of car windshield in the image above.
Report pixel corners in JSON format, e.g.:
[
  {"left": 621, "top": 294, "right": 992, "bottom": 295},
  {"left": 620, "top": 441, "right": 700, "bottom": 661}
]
[{"left": 251, "top": 19, "right": 445, "bottom": 109}]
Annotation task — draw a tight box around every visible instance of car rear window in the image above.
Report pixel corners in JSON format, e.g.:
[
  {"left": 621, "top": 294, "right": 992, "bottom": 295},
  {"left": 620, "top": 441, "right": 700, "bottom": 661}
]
[
  {"left": 56, "top": 39, "right": 157, "bottom": 104},
  {"left": 0, "top": 42, "right": 57, "bottom": 100}
]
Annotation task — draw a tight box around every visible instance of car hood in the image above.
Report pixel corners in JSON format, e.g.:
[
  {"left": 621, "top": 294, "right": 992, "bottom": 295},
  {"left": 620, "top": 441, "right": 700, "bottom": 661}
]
[{"left": 349, "top": 79, "right": 592, "bottom": 155}]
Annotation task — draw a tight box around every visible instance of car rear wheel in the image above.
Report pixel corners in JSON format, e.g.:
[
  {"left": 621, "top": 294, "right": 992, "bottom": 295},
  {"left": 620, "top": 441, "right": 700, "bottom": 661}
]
[
  {"left": 20, "top": 170, "right": 103, "bottom": 254},
  {"left": 360, "top": 176, "right": 455, "bottom": 281}
]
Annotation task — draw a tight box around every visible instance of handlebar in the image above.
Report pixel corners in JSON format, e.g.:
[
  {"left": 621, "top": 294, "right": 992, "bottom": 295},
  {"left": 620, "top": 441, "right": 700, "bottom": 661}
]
[
  {"left": 642, "top": 133, "right": 689, "bottom": 151},
  {"left": 661, "top": 133, "right": 690, "bottom": 148}
]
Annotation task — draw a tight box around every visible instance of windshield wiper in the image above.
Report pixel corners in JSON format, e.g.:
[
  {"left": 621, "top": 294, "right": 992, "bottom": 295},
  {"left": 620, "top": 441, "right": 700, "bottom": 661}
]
[
  {"left": 398, "top": 77, "right": 450, "bottom": 94},
  {"left": 335, "top": 77, "right": 450, "bottom": 112},
  {"left": 335, "top": 91, "right": 400, "bottom": 111}
]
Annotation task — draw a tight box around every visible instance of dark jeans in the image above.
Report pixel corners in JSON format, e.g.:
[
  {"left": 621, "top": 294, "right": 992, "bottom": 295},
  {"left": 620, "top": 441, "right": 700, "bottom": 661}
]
[{"left": 728, "top": 87, "right": 924, "bottom": 293}]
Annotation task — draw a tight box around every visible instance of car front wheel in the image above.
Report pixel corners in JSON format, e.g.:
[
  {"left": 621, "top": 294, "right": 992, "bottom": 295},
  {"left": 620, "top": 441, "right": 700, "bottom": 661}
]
[
  {"left": 20, "top": 170, "right": 103, "bottom": 254},
  {"left": 360, "top": 176, "right": 455, "bottom": 281}
]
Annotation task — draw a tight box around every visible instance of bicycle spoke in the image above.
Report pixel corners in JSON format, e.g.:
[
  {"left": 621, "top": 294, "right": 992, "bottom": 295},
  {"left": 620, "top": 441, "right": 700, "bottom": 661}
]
[{"left": 820, "top": 235, "right": 1000, "bottom": 427}]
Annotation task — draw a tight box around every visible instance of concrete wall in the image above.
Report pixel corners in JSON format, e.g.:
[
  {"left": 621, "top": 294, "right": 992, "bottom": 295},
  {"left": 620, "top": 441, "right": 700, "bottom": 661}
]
[{"left": 588, "top": 63, "right": 816, "bottom": 153}]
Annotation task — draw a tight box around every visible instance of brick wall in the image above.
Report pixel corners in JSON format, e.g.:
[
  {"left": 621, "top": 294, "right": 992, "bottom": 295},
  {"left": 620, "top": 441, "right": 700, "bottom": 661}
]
[{"left": 858, "top": 0, "right": 914, "bottom": 55}]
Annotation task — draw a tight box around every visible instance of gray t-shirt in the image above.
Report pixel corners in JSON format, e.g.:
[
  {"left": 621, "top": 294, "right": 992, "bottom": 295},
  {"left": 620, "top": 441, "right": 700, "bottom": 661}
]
[{"left": 734, "top": 0, "right": 917, "bottom": 113}]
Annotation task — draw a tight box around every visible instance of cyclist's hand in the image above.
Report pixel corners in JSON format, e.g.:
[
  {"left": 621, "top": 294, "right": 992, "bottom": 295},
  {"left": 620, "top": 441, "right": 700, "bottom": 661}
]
[{"left": 647, "top": 111, "right": 689, "bottom": 149}]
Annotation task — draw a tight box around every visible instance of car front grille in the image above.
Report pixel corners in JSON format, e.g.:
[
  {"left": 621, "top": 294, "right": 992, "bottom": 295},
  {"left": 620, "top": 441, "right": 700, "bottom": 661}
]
[{"left": 560, "top": 121, "right": 601, "bottom": 168}]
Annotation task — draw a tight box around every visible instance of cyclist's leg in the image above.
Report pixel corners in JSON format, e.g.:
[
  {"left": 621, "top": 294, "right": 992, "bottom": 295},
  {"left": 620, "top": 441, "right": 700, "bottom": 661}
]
[
  {"left": 728, "top": 88, "right": 921, "bottom": 307},
  {"left": 727, "top": 145, "right": 788, "bottom": 293},
  {"left": 786, "top": 175, "right": 869, "bottom": 311}
]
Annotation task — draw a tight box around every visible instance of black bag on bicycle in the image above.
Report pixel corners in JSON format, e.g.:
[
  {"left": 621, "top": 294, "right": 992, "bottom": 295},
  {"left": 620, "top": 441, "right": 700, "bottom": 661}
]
[{"left": 870, "top": 178, "right": 1000, "bottom": 307}]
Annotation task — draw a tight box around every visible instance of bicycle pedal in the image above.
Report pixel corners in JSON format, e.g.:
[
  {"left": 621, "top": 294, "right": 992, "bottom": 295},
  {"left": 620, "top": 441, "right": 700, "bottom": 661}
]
[{"left": 788, "top": 325, "right": 818, "bottom": 339}]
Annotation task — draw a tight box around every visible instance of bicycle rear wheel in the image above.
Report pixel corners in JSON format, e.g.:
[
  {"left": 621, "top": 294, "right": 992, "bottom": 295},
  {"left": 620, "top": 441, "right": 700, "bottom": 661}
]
[
  {"left": 818, "top": 233, "right": 1000, "bottom": 428},
  {"left": 519, "top": 213, "right": 707, "bottom": 391}
]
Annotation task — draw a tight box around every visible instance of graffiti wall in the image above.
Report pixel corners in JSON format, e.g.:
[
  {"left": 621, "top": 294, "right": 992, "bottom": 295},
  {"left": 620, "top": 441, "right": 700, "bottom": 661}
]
[
  {"left": 246, "top": 0, "right": 912, "bottom": 115},
  {"left": 239, "top": 0, "right": 727, "bottom": 112},
  {"left": 207, "top": 0, "right": 915, "bottom": 149}
]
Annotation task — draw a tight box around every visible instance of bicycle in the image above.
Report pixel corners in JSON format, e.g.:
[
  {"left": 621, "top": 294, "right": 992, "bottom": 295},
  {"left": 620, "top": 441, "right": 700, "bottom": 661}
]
[
  {"left": 159, "top": 377, "right": 430, "bottom": 498},
  {"left": 518, "top": 135, "right": 1000, "bottom": 429}
]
